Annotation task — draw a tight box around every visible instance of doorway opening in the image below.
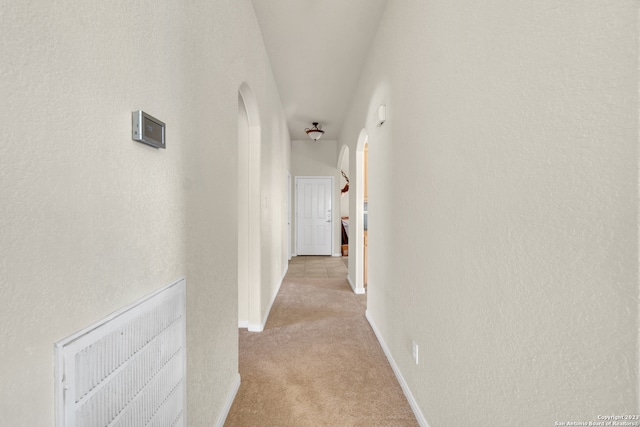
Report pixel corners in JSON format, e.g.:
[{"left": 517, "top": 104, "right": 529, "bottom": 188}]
[
  {"left": 352, "top": 129, "right": 368, "bottom": 294},
  {"left": 338, "top": 145, "right": 350, "bottom": 260},
  {"left": 237, "top": 84, "right": 262, "bottom": 330},
  {"left": 363, "top": 143, "right": 368, "bottom": 289},
  {"left": 295, "top": 176, "right": 334, "bottom": 256}
]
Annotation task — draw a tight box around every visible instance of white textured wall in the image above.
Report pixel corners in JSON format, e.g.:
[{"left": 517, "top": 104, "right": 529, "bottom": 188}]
[
  {"left": 340, "top": 1, "right": 639, "bottom": 425},
  {"left": 260, "top": 80, "right": 291, "bottom": 324},
  {"left": 291, "top": 140, "right": 342, "bottom": 255},
  {"left": 0, "top": 1, "right": 289, "bottom": 425}
]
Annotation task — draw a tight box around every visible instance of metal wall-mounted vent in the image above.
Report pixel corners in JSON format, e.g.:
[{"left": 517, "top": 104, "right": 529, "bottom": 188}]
[{"left": 56, "top": 279, "right": 186, "bottom": 427}]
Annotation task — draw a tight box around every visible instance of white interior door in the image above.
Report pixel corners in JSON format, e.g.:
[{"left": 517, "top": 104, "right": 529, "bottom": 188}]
[{"left": 296, "top": 176, "right": 333, "bottom": 255}]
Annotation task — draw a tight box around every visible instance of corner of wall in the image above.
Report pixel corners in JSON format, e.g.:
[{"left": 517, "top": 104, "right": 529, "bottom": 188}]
[
  {"left": 214, "top": 373, "right": 241, "bottom": 427},
  {"left": 248, "top": 264, "right": 288, "bottom": 332}
]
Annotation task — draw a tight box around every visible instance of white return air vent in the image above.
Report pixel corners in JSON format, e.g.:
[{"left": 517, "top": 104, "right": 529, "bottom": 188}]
[{"left": 55, "top": 279, "right": 186, "bottom": 427}]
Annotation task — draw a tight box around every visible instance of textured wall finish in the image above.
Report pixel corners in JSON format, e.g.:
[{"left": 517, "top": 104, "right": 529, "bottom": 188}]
[
  {"left": 0, "top": 1, "right": 290, "bottom": 425},
  {"left": 339, "top": 1, "right": 639, "bottom": 426}
]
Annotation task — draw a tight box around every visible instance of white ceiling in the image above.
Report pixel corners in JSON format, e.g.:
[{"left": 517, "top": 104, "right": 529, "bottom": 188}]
[{"left": 251, "top": 0, "right": 388, "bottom": 141}]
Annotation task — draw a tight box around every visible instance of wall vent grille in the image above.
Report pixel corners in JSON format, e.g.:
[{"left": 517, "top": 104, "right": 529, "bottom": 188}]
[{"left": 56, "top": 279, "right": 186, "bottom": 427}]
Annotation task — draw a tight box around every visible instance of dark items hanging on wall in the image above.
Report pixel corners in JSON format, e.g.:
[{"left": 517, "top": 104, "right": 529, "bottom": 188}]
[{"left": 341, "top": 170, "right": 349, "bottom": 194}]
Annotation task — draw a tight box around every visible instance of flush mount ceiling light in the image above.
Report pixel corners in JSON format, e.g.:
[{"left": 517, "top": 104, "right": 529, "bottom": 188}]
[{"left": 305, "top": 122, "right": 325, "bottom": 141}]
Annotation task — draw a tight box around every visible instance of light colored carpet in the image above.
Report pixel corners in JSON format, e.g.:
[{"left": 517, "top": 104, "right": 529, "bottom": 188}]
[{"left": 224, "top": 256, "right": 418, "bottom": 427}]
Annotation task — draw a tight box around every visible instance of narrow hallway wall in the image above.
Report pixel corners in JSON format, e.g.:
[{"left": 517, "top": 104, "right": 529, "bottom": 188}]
[
  {"left": 0, "top": 1, "right": 290, "bottom": 425},
  {"left": 339, "top": 1, "right": 639, "bottom": 425}
]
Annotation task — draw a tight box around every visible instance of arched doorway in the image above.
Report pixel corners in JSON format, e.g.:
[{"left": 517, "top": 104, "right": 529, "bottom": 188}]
[
  {"left": 351, "top": 129, "right": 368, "bottom": 294},
  {"left": 238, "top": 83, "right": 262, "bottom": 330}
]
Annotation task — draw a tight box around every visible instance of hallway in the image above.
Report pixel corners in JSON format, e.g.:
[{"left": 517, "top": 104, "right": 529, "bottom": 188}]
[
  {"left": 225, "top": 256, "right": 418, "bottom": 426},
  {"left": 2, "top": 2, "right": 637, "bottom": 425}
]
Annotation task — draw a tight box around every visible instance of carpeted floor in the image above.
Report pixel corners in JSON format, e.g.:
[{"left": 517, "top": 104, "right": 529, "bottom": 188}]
[{"left": 224, "top": 256, "right": 418, "bottom": 427}]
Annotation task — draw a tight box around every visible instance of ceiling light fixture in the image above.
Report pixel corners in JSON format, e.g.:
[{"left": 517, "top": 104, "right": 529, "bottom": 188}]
[{"left": 305, "top": 122, "right": 325, "bottom": 141}]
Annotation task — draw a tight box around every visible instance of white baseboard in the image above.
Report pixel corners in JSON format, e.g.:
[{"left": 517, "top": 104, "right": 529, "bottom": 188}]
[
  {"left": 248, "top": 265, "right": 288, "bottom": 332},
  {"left": 332, "top": 252, "right": 342, "bottom": 257},
  {"left": 238, "top": 320, "right": 248, "bottom": 329},
  {"left": 347, "top": 275, "right": 366, "bottom": 294},
  {"left": 214, "top": 373, "right": 241, "bottom": 427},
  {"left": 365, "top": 311, "right": 429, "bottom": 427}
]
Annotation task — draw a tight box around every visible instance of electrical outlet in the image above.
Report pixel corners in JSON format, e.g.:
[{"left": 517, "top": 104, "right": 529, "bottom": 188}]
[{"left": 412, "top": 341, "right": 419, "bottom": 365}]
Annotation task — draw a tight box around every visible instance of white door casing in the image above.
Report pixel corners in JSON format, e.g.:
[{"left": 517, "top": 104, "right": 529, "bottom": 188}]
[{"left": 296, "top": 176, "right": 333, "bottom": 256}]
